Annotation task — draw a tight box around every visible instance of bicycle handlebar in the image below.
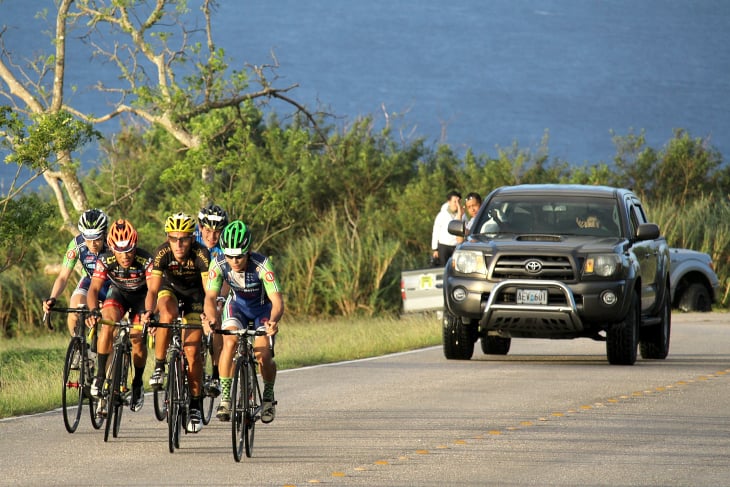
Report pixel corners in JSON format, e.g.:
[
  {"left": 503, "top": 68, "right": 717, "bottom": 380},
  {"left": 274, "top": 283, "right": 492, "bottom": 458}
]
[
  {"left": 43, "top": 306, "right": 91, "bottom": 331},
  {"left": 98, "top": 318, "right": 146, "bottom": 331},
  {"left": 213, "top": 328, "right": 268, "bottom": 337},
  {"left": 148, "top": 321, "right": 203, "bottom": 330}
]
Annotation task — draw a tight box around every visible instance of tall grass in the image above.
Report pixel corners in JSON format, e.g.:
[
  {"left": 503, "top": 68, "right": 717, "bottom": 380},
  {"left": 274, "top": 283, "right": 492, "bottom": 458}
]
[
  {"left": 651, "top": 195, "right": 730, "bottom": 306},
  {"left": 0, "top": 314, "right": 441, "bottom": 419}
]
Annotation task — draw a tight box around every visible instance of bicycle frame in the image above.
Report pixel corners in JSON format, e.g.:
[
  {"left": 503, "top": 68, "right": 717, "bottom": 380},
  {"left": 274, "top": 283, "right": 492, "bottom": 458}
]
[
  {"left": 215, "top": 325, "right": 268, "bottom": 461},
  {"left": 151, "top": 319, "right": 203, "bottom": 453},
  {"left": 44, "top": 306, "right": 102, "bottom": 433},
  {"left": 98, "top": 318, "right": 145, "bottom": 442}
]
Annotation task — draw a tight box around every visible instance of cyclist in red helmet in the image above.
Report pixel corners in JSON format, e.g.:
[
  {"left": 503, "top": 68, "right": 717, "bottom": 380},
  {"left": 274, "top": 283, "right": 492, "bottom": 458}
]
[{"left": 87, "top": 219, "right": 154, "bottom": 416}]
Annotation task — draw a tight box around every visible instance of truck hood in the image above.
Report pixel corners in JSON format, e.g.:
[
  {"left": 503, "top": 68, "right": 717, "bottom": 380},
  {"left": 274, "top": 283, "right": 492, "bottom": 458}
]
[{"left": 461, "top": 233, "right": 626, "bottom": 255}]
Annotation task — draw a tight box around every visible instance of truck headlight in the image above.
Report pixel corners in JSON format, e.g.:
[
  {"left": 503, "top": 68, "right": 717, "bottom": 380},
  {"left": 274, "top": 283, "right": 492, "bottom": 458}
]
[
  {"left": 583, "top": 254, "right": 621, "bottom": 277},
  {"left": 452, "top": 250, "right": 487, "bottom": 275}
]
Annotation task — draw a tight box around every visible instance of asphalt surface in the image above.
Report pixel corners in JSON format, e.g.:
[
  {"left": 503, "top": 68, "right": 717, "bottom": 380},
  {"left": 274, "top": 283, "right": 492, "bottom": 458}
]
[{"left": 1, "top": 312, "right": 729, "bottom": 486}]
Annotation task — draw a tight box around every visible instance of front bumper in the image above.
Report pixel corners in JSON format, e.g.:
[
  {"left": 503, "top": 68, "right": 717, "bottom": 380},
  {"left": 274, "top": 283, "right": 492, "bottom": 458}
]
[{"left": 445, "top": 276, "right": 631, "bottom": 336}]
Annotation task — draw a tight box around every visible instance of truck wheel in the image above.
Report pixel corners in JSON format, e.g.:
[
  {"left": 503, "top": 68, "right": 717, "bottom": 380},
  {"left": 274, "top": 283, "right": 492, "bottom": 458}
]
[
  {"left": 442, "top": 312, "right": 474, "bottom": 360},
  {"left": 677, "top": 283, "right": 711, "bottom": 312},
  {"left": 480, "top": 335, "right": 511, "bottom": 355},
  {"left": 607, "top": 290, "right": 639, "bottom": 365},
  {"left": 640, "top": 288, "right": 671, "bottom": 359}
]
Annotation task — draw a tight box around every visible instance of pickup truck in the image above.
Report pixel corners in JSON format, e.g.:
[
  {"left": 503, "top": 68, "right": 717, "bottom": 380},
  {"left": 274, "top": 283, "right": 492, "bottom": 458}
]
[
  {"left": 401, "top": 248, "right": 719, "bottom": 313},
  {"left": 422, "top": 184, "right": 673, "bottom": 365}
]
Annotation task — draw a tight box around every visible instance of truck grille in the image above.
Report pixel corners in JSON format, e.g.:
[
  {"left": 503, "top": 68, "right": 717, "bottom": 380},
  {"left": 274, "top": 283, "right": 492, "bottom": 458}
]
[{"left": 491, "top": 255, "right": 575, "bottom": 280}]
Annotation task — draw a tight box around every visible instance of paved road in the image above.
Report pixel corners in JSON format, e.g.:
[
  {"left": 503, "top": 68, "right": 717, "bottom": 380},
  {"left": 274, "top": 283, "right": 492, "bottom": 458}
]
[{"left": 2, "top": 313, "right": 729, "bottom": 486}]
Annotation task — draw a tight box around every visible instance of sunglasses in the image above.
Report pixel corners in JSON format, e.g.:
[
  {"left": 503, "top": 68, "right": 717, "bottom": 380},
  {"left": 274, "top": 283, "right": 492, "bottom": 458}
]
[
  {"left": 224, "top": 254, "right": 246, "bottom": 261},
  {"left": 168, "top": 235, "right": 193, "bottom": 244}
]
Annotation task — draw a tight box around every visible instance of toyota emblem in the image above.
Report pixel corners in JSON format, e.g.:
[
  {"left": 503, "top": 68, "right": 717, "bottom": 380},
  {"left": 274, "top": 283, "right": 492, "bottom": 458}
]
[{"left": 525, "top": 259, "right": 542, "bottom": 273}]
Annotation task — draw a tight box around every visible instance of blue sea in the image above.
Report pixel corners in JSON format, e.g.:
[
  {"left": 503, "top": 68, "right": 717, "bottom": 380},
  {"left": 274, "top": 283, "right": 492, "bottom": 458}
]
[{"left": 2, "top": 0, "right": 729, "bottom": 190}]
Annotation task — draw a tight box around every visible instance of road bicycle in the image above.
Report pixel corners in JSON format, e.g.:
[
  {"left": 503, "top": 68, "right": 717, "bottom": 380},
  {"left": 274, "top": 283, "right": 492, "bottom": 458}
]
[
  {"left": 214, "top": 324, "right": 269, "bottom": 461},
  {"left": 150, "top": 319, "right": 203, "bottom": 453},
  {"left": 97, "top": 317, "right": 145, "bottom": 442},
  {"left": 44, "top": 306, "right": 104, "bottom": 433},
  {"left": 152, "top": 310, "right": 216, "bottom": 425}
]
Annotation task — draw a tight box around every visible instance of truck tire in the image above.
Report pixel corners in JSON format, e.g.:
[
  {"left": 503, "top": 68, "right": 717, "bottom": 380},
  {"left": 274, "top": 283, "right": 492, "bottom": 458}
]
[
  {"left": 677, "top": 282, "right": 711, "bottom": 312},
  {"left": 640, "top": 287, "right": 671, "bottom": 359},
  {"left": 480, "top": 335, "right": 511, "bottom": 355},
  {"left": 607, "top": 290, "right": 639, "bottom": 365},
  {"left": 442, "top": 312, "right": 474, "bottom": 360}
]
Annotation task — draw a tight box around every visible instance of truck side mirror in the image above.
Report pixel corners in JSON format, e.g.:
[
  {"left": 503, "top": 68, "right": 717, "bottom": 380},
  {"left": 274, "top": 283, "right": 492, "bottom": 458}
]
[
  {"left": 635, "top": 223, "right": 660, "bottom": 241},
  {"left": 448, "top": 219, "right": 465, "bottom": 237}
]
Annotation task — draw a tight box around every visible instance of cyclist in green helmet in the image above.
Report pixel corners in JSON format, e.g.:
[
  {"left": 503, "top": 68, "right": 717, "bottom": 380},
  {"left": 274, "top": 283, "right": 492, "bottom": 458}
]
[{"left": 202, "top": 220, "right": 284, "bottom": 424}]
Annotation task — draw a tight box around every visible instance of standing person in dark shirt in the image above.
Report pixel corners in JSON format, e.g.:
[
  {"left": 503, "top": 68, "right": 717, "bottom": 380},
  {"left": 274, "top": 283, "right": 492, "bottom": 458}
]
[
  {"left": 87, "top": 219, "right": 153, "bottom": 415},
  {"left": 142, "top": 212, "right": 211, "bottom": 433}
]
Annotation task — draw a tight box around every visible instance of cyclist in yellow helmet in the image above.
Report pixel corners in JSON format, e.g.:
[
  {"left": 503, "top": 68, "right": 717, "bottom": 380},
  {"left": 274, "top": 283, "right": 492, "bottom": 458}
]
[{"left": 142, "top": 212, "right": 211, "bottom": 433}]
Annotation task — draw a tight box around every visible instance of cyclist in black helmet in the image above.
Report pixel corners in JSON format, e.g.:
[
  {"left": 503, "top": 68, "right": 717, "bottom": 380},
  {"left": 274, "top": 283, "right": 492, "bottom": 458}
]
[
  {"left": 202, "top": 220, "right": 284, "bottom": 424},
  {"left": 194, "top": 203, "right": 229, "bottom": 398},
  {"left": 43, "top": 209, "right": 111, "bottom": 338}
]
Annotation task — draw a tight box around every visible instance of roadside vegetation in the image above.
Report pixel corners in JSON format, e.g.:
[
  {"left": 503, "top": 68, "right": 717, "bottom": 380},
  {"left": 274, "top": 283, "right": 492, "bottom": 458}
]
[{"left": 0, "top": 314, "right": 441, "bottom": 419}]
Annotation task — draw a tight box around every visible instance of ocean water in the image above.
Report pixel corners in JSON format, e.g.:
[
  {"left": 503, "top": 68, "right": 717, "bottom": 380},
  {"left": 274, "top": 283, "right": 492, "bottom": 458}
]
[{"left": 2, "top": 0, "right": 729, "bottom": 190}]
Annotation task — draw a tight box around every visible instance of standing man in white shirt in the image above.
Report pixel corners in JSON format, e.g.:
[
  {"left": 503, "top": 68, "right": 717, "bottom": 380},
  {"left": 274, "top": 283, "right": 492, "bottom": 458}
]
[{"left": 431, "top": 190, "right": 463, "bottom": 267}]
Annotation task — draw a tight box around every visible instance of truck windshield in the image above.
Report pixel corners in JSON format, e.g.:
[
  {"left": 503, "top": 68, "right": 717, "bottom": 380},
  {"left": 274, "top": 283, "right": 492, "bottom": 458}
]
[{"left": 474, "top": 196, "right": 621, "bottom": 237}]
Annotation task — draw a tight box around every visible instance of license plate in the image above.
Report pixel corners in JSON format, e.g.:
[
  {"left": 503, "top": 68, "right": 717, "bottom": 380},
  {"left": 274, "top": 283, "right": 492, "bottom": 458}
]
[{"left": 516, "top": 289, "right": 548, "bottom": 305}]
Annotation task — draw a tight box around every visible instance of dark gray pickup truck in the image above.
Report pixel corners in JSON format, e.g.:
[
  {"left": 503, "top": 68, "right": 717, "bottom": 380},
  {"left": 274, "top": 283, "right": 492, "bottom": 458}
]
[{"left": 442, "top": 184, "right": 671, "bottom": 365}]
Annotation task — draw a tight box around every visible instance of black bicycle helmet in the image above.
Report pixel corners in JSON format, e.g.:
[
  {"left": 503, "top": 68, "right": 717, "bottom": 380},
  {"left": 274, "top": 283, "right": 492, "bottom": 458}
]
[
  {"left": 197, "top": 204, "right": 229, "bottom": 231},
  {"left": 77, "top": 209, "right": 109, "bottom": 240},
  {"left": 220, "top": 220, "right": 252, "bottom": 256}
]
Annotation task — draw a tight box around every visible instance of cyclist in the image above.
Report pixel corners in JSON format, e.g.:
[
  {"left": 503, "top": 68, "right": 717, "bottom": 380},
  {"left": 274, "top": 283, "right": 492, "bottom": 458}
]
[
  {"left": 202, "top": 220, "right": 283, "bottom": 424},
  {"left": 194, "top": 203, "right": 230, "bottom": 398},
  {"left": 143, "top": 212, "right": 211, "bottom": 433},
  {"left": 87, "top": 219, "right": 154, "bottom": 414},
  {"left": 43, "top": 209, "right": 110, "bottom": 364}
]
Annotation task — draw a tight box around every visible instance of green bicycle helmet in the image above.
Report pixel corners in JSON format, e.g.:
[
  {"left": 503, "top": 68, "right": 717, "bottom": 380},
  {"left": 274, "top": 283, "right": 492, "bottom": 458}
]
[
  {"left": 164, "top": 212, "right": 195, "bottom": 234},
  {"left": 220, "top": 220, "right": 252, "bottom": 256}
]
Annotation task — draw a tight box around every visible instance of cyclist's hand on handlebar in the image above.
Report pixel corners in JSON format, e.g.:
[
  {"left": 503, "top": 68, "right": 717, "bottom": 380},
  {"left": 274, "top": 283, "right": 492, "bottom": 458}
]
[
  {"left": 42, "top": 297, "right": 56, "bottom": 314},
  {"left": 201, "top": 313, "right": 217, "bottom": 335},
  {"left": 86, "top": 308, "right": 101, "bottom": 328},
  {"left": 262, "top": 318, "right": 278, "bottom": 336}
]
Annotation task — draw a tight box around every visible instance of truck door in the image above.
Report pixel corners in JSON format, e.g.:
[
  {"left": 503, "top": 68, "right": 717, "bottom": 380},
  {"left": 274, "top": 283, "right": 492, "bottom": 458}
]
[{"left": 627, "top": 198, "right": 658, "bottom": 311}]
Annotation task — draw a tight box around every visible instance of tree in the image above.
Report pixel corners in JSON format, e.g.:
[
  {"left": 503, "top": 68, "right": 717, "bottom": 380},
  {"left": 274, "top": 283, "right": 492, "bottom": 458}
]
[{"left": 0, "top": 0, "right": 318, "bottom": 236}]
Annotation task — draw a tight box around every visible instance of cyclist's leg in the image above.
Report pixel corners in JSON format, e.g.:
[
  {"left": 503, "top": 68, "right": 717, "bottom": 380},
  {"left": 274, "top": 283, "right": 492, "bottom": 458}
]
[
  {"left": 254, "top": 314, "right": 277, "bottom": 423},
  {"left": 150, "top": 290, "right": 176, "bottom": 387},
  {"left": 92, "top": 298, "right": 123, "bottom": 397},
  {"left": 128, "top": 297, "right": 148, "bottom": 412},
  {"left": 68, "top": 278, "right": 90, "bottom": 335},
  {"left": 216, "top": 309, "right": 244, "bottom": 421}
]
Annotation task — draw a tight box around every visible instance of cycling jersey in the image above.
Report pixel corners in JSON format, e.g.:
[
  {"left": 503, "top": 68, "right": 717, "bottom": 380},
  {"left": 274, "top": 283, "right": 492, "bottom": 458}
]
[
  {"left": 62, "top": 234, "right": 108, "bottom": 278},
  {"left": 92, "top": 248, "right": 154, "bottom": 294},
  {"left": 194, "top": 225, "right": 225, "bottom": 261},
  {"left": 151, "top": 240, "right": 210, "bottom": 315},
  {"left": 206, "top": 251, "right": 282, "bottom": 319}
]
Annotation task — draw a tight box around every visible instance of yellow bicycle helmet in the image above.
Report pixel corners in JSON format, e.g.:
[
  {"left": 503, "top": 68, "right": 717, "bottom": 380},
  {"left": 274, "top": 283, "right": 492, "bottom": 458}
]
[{"left": 164, "top": 212, "right": 195, "bottom": 234}]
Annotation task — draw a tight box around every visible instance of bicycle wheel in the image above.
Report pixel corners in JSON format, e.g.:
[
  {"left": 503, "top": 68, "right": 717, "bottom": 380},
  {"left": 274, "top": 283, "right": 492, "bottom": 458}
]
[
  {"left": 231, "top": 359, "right": 245, "bottom": 462},
  {"left": 201, "top": 338, "right": 214, "bottom": 425},
  {"left": 104, "top": 347, "right": 124, "bottom": 442},
  {"left": 167, "top": 352, "right": 182, "bottom": 453},
  {"left": 153, "top": 373, "right": 168, "bottom": 421},
  {"left": 85, "top": 351, "right": 104, "bottom": 430},
  {"left": 62, "top": 337, "right": 84, "bottom": 433},
  {"left": 112, "top": 352, "right": 130, "bottom": 438},
  {"left": 244, "top": 359, "right": 260, "bottom": 459}
]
